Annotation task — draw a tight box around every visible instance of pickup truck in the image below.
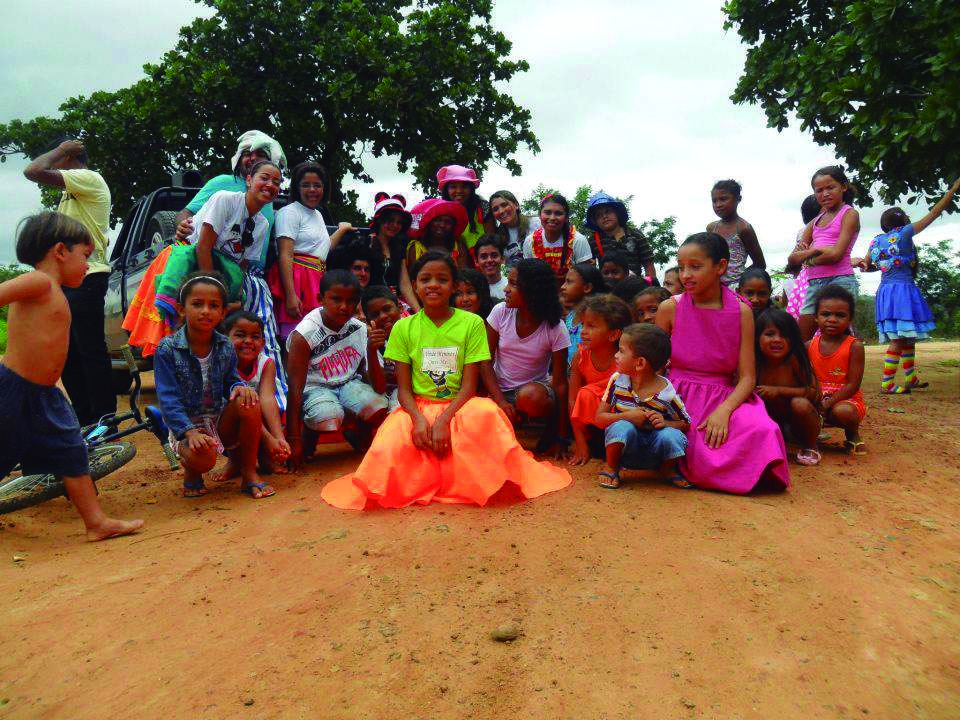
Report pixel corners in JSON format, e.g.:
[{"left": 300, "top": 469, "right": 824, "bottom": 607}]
[{"left": 104, "top": 183, "right": 364, "bottom": 392}]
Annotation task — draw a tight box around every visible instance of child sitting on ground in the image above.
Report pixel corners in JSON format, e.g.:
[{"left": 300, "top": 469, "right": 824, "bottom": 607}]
[
  {"left": 633, "top": 286, "right": 672, "bottom": 324},
  {"left": 737, "top": 268, "right": 774, "bottom": 316},
  {"left": 285, "top": 270, "right": 388, "bottom": 467},
  {"left": 560, "top": 262, "right": 607, "bottom": 365},
  {"left": 568, "top": 295, "right": 633, "bottom": 465},
  {"left": 662, "top": 266, "right": 681, "bottom": 295},
  {"left": 473, "top": 235, "right": 508, "bottom": 301},
  {"left": 807, "top": 285, "right": 866, "bottom": 455},
  {"left": 361, "top": 285, "right": 405, "bottom": 412},
  {"left": 754, "top": 308, "right": 822, "bottom": 465},
  {"left": 610, "top": 276, "right": 651, "bottom": 321},
  {"left": 486, "top": 258, "right": 571, "bottom": 457},
  {"left": 0, "top": 213, "right": 143, "bottom": 540},
  {"left": 155, "top": 272, "right": 269, "bottom": 498},
  {"left": 455, "top": 268, "right": 495, "bottom": 319},
  {"left": 599, "top": 250, "right": 631, "bottom": 288},
  {"left": 224, "top": 311, "right": 290, "bottom": 473},
  {"left": 594, "top": 324, "right": 691, "bottom": 489},
  {"left": 320, "top": 251, "right": 570, "bottom": 510}
]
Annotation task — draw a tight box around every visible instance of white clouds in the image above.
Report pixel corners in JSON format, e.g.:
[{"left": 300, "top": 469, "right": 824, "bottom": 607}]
[{"left": 1, "top": 0, "right": 957, "bottom": 293}]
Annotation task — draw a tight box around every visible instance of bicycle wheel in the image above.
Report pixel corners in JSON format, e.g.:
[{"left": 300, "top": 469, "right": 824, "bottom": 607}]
[
  {"left": 88, "top": 442, "right": 137, "bottom": 481},
  {"left": 0, "top": 474, "right": 66, "bottom": 515},
  {"left": 0, "top": 443, "right": 137, "bottom": 515}
]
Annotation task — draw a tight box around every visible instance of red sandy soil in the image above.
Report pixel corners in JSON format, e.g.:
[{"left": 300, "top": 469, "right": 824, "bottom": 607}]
[{"left": 1, "top": 342, "right": 958, "bottom": 719}]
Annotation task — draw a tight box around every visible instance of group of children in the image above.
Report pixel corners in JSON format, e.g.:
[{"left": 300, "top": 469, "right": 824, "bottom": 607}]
[{"left": 3, "top": 151, "right": 957, "bottom": 537}]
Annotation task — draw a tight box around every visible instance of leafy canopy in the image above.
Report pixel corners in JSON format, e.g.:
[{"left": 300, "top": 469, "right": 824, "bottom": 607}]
[
  {"left": 0, "top": 0, "right": 538, "bottom": 223},
  {"left": 724, "top": 0, "right": 960, "bottom": 206},
  {"left": 521, "top": 184, "right": 678, "bottom": 266}
]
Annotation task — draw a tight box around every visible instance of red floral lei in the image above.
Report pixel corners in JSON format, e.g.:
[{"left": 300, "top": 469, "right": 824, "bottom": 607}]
[{"left": 532, "top": 226, "right": 576, "bottom": 278}]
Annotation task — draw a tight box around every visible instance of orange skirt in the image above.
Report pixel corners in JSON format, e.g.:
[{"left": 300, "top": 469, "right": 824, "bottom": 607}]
[
  {"left": 321, "top": 396, "right": 572, "bottom": 510},
  {"left": 122, "top": 246, "right": 174, "bottom": 357},
  {"left": 570, "top": 381, "right": 607, "bottom": 426}
]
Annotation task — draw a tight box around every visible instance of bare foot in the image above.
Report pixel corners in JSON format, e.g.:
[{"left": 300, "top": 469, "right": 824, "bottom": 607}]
[
  {"left": 210, "top": 461, "right": 239, "bottom": 483},
  {"left": 568, "top": 444, "right": 590, "bottom": 466},
  {"left": 86, "top": 517, "right": 144, "bottom": 542}
]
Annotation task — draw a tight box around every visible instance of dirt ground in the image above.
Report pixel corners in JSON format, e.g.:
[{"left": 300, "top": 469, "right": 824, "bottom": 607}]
[{"left": 1, "top": 342, "right": 958, "bottom": 719}]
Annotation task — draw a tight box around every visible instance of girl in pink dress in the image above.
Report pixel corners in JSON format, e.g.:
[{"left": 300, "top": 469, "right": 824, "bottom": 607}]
[{"left": 656, "top": 233, "right": 790, "bottom": 494}]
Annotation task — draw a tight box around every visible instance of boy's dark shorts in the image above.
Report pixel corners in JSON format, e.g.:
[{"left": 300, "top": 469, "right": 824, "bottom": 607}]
[{"left": 0, "top": 364, "right": 89, "bottom": 478}]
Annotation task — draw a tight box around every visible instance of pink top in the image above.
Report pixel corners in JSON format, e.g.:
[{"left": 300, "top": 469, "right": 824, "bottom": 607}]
[{"left": 807, "top": 204, "right": 858, "bottom": 279}]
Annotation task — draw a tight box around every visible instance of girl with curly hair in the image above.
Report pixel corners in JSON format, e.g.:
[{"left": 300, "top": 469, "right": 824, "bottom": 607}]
[{"left": 485, "top": 258, "right": 571, "bottom": 457}]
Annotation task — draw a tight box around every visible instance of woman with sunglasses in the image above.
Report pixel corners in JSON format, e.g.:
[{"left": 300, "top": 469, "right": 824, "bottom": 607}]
[
  {"left": 268, "top": 161, "right": 354, "bottom": 341},
  {"left": 155, "top": 160, "right": 290, "bottom": 410}
]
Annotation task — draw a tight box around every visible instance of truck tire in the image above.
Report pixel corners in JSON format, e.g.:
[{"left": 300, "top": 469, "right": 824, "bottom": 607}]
[{"left": 146, "top": 210, "right": 178, "bottom": 255}]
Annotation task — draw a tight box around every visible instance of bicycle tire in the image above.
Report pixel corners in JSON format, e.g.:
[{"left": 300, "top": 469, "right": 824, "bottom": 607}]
[
  {"left": 0, "top": 443, "right": 137, "bottom": 516},
  {"left": 88, "top": 442, "right": 137, "bottom": 481}
]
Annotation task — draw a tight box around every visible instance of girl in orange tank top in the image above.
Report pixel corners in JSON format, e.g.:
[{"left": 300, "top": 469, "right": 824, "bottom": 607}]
[{"left": 807, "top": 285, "right": 866, "bottom": 454}]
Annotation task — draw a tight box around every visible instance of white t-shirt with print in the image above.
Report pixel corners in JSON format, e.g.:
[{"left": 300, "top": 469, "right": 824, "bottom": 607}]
[
  {"left": 290, "top": 309, "right": 367, "bottom": 388},
  {"left": 274, "top": 201, "right": 332, "bottom": 259},
  {"left": 187, "top": 190, "right": 270, "bottom": 270},
  {"left": 521, "top": 230, "right": 592, "bottom": 265}
]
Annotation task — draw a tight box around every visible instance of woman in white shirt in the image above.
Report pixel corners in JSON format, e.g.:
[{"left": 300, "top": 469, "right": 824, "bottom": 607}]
[{"left": 269, "top": 161, "right": 353, "bottom": 340}]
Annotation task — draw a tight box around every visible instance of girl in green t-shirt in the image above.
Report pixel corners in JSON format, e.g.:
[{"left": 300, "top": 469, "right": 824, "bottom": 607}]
[{"left": 321, "top": 251, "right": 571, "bottom": 511}]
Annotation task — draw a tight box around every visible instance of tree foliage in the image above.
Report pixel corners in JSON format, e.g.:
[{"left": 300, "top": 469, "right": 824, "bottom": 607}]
[
  {"left": 724, "top": 0, "right": 960, "bottom": 206},
  {"left": 0, "top": 0, "right": 538, "bottom": 223},
  {"left": 521, "top": 184, "right": 678, "bottom": 265},
  {"left": 915, "top": 239, "right": 960, "bottom": 337}
]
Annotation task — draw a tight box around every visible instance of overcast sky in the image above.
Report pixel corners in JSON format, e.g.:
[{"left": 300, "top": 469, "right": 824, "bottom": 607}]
[{"left": 3, "top": 0, "right": 958, "bottom": 292}]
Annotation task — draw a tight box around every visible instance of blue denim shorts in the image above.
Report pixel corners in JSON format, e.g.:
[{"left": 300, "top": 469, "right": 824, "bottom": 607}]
[
  {"left": 801, "top": 274, "right": 859, "bottom": 315},
  {"left": 604, "top": 419, "right": 687, "bottom": 469},
  {"left": 302, "top": 377, "right": 387, "bottom": 429}
]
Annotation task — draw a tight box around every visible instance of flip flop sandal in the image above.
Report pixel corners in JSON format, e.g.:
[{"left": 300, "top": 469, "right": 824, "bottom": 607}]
[
  {"left": 669, "top": 475, "right": 695, "bottom": 489},
  {"left": 844, "top": 440, "right": 867, "bottom": 456},
  {"left": 182, "top": 479, "right": 208, "bottom": 498},
  {"left": 796, "top": 448, "right": 822, "bottom": 466},
  {"left": 242, "top": 481, "right": 276, "bottom": 499},
  {"left": 880, "top": 385, "right": 910, "bottom": 395},
  {"left": 598, "top": 470, "right": 621, "bottom": 490}
]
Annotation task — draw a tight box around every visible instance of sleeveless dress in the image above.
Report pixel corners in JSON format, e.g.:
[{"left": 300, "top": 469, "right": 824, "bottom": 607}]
[
  {"left": 238, "top": 353, "right": 272, "bottom": 392},
  {"left": 808, "top": 335, "right": 866, "bottom": 419},
  {"left": 670, "top": 288, "right": 790, "bottom": 493},
  {"left": 570, "top": 347, "right": 616, "bottom": 426},
  {"left": 867, "top": 224, "right": 934, "bottom": 342},
  {"left": 709, "top": 221, "right": 748, "bottom": 286}
]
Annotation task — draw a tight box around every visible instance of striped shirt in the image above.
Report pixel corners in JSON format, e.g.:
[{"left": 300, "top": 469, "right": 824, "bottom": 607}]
[{"left": 602, "top": 372, "right": 691, "bottom": 423}]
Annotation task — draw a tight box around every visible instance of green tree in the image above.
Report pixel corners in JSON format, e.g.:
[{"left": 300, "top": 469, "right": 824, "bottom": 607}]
[
  {"left": 0, "top": 0, "right": 538, "bottom": 223},
  {"left": 0, "top": 263, "right": 27, "bottom": 354},
  {"left": 521, "top": 184, "right": 678, "bottom": 265},
  {"left": 723, "top": 0, "right": 960, "bottom": 205},
  {"left": 914, "top": 239, "right": 960, "bottom": 337}
]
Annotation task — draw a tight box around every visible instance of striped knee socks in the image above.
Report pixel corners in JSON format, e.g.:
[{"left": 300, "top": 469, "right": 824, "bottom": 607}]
[
  {"left": 881, "top": 347, "right": 905, "bottom": 393},
  {"left": 901, "top": 348, "right": 926, "bottom": 388}
]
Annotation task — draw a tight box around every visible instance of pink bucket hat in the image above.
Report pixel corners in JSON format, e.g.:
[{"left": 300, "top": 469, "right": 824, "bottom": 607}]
[
  {"left": 409, "top": 198, "right": 468, "bottom": 239},
  {"left": 436, "top": 164, "right": 480, "bottom": 189}
]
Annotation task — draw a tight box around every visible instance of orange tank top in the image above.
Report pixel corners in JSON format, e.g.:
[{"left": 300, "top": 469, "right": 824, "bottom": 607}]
[{"left": 809, "top": 335, "right": 864, "bottom": 402}]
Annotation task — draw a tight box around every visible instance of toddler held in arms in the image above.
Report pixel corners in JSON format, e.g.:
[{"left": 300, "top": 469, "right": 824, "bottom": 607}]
[
  {"left": 0, "top": 213, "right": 142, "bottom": 540},
  {"left": 593, "top": 324, "right": 691, "bottom": 489}
]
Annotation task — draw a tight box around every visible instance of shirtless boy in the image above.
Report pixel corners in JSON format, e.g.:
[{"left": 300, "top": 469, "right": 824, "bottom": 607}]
[{"left": 0, "top": 212, "right": 143, "bottom": 541}]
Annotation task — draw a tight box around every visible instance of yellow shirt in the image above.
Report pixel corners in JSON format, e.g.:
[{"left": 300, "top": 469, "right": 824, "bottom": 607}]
[{"left": 58, "top": 169, "right": 112, "bottom": 274}]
